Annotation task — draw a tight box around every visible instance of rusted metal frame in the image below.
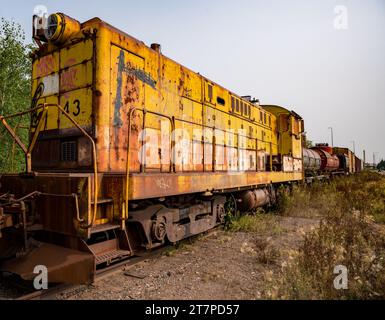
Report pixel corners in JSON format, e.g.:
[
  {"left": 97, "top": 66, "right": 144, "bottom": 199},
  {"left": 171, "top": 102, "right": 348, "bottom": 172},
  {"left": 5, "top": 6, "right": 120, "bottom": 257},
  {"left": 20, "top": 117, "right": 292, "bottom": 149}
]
[
  {"left": 129, "top": 171, "right": 304, "bottom": 201},
  {"left": 0, "top": 107, "right": 48, "bottom": 173},
  {"left": 171, "top": 116, "right": 176, "bottom": 173},
  {"left": 0, "top": 116, "right": 28, "bottom": 154},
  {"left": 38, "top": 192, "right": 83, "bottom": 223},
  {"left": 140, "top": 109, "right": 146, "bottom": 173},
  {"left": 0, "top": 106, "right": 45, "bottom": 120},
  {"left": 0, "top": 198, "right": 28, "bottom": 247},
  {"left": 43, "top": 103, "right": 98, "bottom": 229},
  {"left": 1, "top": 191, "right": 82, "bottom": 223},
  {"left": 6, "top": 191, "right": 41, "bottom": 204},
  {"left": 10, "top": 117, "right": 23, "bottom": 171},
  {"left": 125, "top": 107, "right": 138, "bottom": 228},
  {"left": 37, "top": 192, "right": 83, "bottom": 223},
  {"left": 73, "top": 193, "right": 83, "bottom": 223},
  {"left": 26, "top": 107, "right": 49, "bottom": 172}
]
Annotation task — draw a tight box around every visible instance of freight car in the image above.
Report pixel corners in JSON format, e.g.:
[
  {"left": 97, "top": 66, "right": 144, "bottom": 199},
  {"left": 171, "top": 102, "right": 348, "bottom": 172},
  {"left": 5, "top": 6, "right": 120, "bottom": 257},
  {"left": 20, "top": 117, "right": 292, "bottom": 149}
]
[
  {"left": 333, "top": 147, "right": 357, "bottom": 174},
  {"left": 303, "top": 143, "right": 361, "bottom": 180},
  {"left": 0, "top": 13, "right": 305, "bottom": 284},
  {"left": 312, "top": 144, "right": 340, "bottom": 172}
]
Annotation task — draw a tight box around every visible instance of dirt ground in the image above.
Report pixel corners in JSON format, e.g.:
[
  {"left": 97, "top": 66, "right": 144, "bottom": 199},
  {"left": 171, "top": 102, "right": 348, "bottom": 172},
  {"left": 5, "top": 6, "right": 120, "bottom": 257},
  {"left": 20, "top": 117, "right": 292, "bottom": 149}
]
[{"left": 59, "top": 216, "right": 319, "bottom": 300}]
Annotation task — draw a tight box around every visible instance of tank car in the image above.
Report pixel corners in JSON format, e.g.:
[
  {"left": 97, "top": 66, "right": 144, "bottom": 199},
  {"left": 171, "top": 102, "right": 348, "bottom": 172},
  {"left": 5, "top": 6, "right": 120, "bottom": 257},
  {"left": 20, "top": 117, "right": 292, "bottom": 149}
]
[
  {"left": 303, "top": 148, "right": 321, "bottom": 174},
  {"left": 312, "top": 144, "right": 340, "bottom": 172}
]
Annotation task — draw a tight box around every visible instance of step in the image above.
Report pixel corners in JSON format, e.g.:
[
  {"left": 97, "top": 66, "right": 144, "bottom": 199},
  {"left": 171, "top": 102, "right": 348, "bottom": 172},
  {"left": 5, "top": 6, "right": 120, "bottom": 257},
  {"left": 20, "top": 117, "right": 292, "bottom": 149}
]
[
  {"left": 88, "top": 238, "right": 131, "bottom": 265},
  {"left": 91, "top": 223, "right": 120, "bottom": 234},
  {"left": 95, "top": 249, "right": 131, "bottom": 265}
]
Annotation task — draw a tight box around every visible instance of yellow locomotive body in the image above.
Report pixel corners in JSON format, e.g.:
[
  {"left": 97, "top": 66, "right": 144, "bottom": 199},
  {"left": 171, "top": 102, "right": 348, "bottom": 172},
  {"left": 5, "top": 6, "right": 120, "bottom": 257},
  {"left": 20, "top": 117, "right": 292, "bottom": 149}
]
[{"left": 0, "top": 13, "right": 304, "bottom": 284}]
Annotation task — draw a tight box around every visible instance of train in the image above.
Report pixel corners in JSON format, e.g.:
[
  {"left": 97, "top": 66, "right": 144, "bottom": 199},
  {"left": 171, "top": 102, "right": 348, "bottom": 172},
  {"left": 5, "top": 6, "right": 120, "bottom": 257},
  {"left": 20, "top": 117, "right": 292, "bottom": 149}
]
[
  {"left": 303, "top": 143, "right": 362, "bottom": 180},
  {"left": 0, "top": 13, "right": 361, "bottom": 285}
]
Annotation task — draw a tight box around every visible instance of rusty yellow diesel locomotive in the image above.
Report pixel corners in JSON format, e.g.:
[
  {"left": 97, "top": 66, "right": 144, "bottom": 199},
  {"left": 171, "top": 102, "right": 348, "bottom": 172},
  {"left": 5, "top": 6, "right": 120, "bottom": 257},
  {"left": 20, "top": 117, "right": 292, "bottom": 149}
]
[{"left": 0, "top": 13, "right": 304, "bottom": 284}]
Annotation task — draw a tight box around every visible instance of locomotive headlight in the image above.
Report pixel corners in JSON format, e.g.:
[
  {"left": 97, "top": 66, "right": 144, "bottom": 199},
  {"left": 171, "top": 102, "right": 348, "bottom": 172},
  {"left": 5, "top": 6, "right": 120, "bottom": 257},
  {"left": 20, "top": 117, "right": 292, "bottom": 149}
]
[
  {"left": 45, "top": 13, "right": 61, "bottom": 41},
  {"left": 45, "top": 13, "right": 81, "bottom": 44}
]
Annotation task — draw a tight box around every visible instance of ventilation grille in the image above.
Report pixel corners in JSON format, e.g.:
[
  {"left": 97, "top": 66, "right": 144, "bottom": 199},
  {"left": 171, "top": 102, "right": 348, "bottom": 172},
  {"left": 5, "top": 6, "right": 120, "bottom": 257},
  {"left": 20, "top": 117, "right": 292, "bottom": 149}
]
[{"left": 61, "top": 141, "right": 77, "bottom": 162}]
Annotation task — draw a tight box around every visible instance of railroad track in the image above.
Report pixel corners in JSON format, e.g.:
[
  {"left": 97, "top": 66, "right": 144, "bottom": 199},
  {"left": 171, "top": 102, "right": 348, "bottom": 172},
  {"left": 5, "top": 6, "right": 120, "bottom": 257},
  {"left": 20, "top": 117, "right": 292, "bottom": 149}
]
[
  {"left": 3, "top": 228, "right": 218, "bottom": 300},
  {"left": 13, "top": 247, "right": 167, "bottom": 300}
]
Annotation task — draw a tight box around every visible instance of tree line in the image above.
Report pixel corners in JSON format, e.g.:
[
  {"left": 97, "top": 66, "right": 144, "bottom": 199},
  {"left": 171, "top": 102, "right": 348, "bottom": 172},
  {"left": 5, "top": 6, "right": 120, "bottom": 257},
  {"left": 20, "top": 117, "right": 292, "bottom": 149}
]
[{"left": 0, "top": 18, "right": 32, "bottom": 172}]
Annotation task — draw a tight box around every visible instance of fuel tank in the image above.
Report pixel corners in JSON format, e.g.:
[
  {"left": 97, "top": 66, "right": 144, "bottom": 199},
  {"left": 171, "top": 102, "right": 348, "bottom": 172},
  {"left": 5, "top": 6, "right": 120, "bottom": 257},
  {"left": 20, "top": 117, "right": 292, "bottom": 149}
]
[{"left": 237, "top": 189, "right": 271, "bottom": 212}]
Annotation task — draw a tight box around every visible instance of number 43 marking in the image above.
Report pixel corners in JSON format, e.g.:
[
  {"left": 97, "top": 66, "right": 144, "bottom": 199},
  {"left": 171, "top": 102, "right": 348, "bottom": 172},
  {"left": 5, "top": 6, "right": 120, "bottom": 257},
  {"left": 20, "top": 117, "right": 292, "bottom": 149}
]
[{"left": 64, "top": 99, "right": 81, "bottom": 116}]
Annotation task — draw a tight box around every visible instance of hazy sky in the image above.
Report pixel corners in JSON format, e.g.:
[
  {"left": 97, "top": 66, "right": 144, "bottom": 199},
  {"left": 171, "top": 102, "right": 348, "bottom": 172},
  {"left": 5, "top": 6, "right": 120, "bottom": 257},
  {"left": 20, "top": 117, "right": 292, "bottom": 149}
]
[{"left": 1, "top": 0, "right": 384, "bottom": 163}]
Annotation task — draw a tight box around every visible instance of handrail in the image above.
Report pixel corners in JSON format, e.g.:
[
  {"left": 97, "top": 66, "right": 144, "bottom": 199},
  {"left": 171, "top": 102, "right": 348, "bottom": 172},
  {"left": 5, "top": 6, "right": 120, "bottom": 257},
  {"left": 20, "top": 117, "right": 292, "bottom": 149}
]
[
  {"left": 124, "top": 107, "right": 137, "bottom": 229},
  {"left": 124, "top": 107, "right": 175, "bottom": 227},
  {"left": 0, "top": 106, "right": 48, "bottom": 172},
  {"left": 0, "top": 105, "right": 48, "bottom": 120},
  {"left": 43, "top": 103, "right": 98, "bottom": 229},
  {"left": 0, "top": 103, "right": 98, "bottom": 229}
]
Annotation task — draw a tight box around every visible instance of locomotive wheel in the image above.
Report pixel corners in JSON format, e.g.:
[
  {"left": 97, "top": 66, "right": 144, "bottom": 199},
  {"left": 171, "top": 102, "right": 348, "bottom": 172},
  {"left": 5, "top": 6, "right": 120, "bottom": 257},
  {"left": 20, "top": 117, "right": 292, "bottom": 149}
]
[
  {"left": 151, "top": 217, "right": 167, "bottom": 242},
  {"left": 216, "top": 204, "right": 226, "bottom": 223},
  {"left": 224, "top": 193, "right": 238, "bottom": 219}
]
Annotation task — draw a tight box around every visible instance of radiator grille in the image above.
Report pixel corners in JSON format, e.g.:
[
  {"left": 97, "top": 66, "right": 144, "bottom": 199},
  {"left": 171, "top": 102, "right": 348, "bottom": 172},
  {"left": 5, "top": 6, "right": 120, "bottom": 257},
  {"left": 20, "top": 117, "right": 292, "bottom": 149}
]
[{"left": 61, "top": 141, "right": 77, "bottom": 162}]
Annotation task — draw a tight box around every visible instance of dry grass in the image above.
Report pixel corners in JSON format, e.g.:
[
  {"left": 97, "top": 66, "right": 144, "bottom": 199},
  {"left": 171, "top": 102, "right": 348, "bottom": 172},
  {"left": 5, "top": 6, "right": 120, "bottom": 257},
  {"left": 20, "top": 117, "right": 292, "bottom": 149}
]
[
  {"left": 254, "top": 237, "right": 281, "bottom": 265},
  {"left": 265, "top": 171, "right": 385, "bottom": 299},
  {"left": 278, "top": 172, "right": 385, "bottom": 223}
]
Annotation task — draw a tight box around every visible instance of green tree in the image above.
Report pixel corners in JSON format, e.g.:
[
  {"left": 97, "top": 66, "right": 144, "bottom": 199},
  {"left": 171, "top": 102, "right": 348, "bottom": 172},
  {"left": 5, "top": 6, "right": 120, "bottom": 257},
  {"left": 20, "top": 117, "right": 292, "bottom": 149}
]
[
  {"left": 377, "top": 160, "right": 385, "bottom": 171},
  {"left": 0, "top": 18, "right": 32, "bottom": 172},
  {"left": 305, "top": 139, "right": 314, "bottom": 148}
]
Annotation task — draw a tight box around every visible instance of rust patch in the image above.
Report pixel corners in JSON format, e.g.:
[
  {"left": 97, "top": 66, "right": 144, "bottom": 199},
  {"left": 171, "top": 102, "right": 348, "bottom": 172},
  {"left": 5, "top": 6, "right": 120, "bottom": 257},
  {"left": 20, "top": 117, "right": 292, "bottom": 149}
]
[{"left": 35, "top": 55, "right": 55, "bottom": 78}]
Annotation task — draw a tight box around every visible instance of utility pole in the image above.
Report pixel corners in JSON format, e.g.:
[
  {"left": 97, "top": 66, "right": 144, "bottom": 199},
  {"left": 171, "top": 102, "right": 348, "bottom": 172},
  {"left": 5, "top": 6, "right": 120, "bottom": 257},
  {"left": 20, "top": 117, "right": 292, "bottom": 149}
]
[
  {"left": 373, "top": 152, "right": 378, "bottom": 168},
  {"left": 373, "top": 153, "right": 375, "bottom": 168},
  {"left": 328, "top": 127, "right": 334, "bottom": 147},
  {"left": 350, "top": 141, "right": 356, "bottom": 154}
]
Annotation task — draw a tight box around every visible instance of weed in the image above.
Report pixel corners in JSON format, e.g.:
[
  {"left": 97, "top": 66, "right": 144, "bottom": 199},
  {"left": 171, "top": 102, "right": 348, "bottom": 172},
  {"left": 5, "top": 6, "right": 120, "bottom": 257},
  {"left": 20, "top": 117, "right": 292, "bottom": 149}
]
[
  {"left": 264, "top": 172, "right": 385, "bottom": 299},
  {"left": 255, "top": 237, "right": 281, "bottom": 265},
  {"left": 227, "top": 214, "right": 283, "bottom": 236}
]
